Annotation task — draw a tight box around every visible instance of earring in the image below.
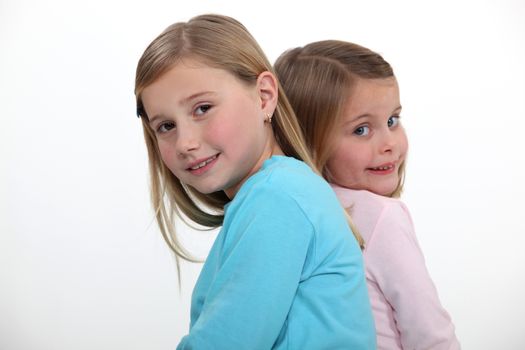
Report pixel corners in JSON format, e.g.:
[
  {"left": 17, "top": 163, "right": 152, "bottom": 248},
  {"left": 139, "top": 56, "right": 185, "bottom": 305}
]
[{"left": 265, "top": 113, "right": 273, "bottom": 124}]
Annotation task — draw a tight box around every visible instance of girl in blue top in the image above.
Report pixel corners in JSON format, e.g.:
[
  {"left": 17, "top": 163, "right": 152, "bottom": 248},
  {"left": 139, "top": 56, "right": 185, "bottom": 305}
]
[{"left": 134, "top": 14, "right": 375, "bottom": 349}]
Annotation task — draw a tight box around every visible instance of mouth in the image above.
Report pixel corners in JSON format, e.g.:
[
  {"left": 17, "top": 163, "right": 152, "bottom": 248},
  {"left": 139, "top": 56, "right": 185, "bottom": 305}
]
[
  {"left": 187, "top": 154, "right": 219, "bottom": 172},
  {"left": 367, "top": 163, "right": 396, "bottom": 174}
]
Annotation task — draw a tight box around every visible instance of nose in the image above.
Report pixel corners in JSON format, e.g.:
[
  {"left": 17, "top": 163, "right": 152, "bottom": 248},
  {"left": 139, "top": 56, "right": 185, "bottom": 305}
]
[
  {"left": 379, "top": 129, "right": 395, "bottom": 154},
  {"left": 175, "top": 124, "right": 200, "bottom": 157}
]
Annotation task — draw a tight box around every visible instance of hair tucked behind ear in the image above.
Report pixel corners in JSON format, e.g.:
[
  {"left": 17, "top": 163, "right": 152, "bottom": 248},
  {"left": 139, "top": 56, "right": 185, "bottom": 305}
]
[
  {"left": 275, "top": 40, "right": 405, "bottom": 199},
  {"left": 134, "top": 14, "right": 315, "bottom": 261}
]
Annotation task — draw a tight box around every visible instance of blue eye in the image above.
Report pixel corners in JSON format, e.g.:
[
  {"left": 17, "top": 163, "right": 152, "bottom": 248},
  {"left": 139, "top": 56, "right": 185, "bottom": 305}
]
[
  {"left": 158, "top": 122, "right": 175, "bottom": 133},
  {"left": 354, "top": 125, "right": 370, "bottom": 136},
  {"left": 195, "top": 104, "right": 212, "bottom": 116},
  {"left": 388, "top": 116, "right": 400, "bottom": 128}
]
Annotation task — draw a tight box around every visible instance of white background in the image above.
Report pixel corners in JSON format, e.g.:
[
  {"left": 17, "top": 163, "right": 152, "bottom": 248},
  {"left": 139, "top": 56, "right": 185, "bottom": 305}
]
[{"left": 1, "top": 0, "right": 524, "bottom": 349}]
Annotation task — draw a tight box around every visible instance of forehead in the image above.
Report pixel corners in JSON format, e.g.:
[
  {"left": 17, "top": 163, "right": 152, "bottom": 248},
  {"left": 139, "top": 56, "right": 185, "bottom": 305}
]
[
  {"left": 147, "top": 59, "right": 231, "bottom": 89},
  {"left": 141, "top": 59, "right": 243, "bottom": 103},
  {"left": 343, "top": 77, "right": 399, "bottom": 115}
]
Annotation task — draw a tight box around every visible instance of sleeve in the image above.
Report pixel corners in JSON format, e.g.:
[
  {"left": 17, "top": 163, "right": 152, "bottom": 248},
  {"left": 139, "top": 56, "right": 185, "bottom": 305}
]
[
  {"left": 177, "top": 187, "right": 315, "bottom": 350},
  {"left": 366, "top": 203, "right": 460, "bottom": 350}
]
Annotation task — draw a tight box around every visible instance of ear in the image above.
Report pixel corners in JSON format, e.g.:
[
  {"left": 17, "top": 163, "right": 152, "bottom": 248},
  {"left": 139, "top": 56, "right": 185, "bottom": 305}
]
[{"left": 256, "top": 71, "right": 278, "bottom": 114}]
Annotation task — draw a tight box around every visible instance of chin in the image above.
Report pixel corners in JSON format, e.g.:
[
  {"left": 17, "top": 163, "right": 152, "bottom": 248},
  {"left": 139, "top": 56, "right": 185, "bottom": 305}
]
[
  {"left": 371, "top": 184, "right": 398, "bottom": 197},
  {"left": 185, "top": 182, "right": 221, "bottom": 195},
  {"left": 198, "top": 186, "right": 223, "bottom": 195}
]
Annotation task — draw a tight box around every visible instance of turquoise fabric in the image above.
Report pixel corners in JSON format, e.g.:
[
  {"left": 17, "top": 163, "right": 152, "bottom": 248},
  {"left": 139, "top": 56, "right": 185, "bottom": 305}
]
[{"left": 177, "top": 156, "right": 376, "bottom": 349}]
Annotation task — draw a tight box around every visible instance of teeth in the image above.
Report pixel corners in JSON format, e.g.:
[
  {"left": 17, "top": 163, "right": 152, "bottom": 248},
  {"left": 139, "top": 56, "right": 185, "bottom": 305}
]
[
  {"left": 190, "top": 155, "right": 216, "bottom": 170},
  {"left": 373, "top": 165, "right": 393, "bottom": 170}
]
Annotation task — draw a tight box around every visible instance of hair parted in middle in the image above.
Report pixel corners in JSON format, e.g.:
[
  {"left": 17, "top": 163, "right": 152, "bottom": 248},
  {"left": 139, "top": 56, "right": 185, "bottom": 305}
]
[
  {"left": 134, "top": 14, "right": 316, "bottom": 260},
  {"left": 274, "top": 39, "right": 405, "bottom": 198}
]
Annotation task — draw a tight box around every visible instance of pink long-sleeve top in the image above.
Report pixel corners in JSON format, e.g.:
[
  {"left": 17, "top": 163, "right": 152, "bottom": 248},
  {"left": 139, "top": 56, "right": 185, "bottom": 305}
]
[{"left": 332, "top": 185, "right": 460, "bottom": 350}]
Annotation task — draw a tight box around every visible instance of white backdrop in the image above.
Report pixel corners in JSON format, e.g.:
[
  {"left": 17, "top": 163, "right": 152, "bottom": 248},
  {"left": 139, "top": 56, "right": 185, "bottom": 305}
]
[{"left": 1, "top": 0, "right": 524, "bottom": 349}]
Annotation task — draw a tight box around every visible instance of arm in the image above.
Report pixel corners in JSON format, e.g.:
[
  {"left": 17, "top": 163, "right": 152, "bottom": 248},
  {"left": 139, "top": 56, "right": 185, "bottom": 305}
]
[
  {"left": 177, "top": 189, "right": 314, "bottom": 349},
  {"left": 366, "top": 202, "right": 460, "bottom": 350}
]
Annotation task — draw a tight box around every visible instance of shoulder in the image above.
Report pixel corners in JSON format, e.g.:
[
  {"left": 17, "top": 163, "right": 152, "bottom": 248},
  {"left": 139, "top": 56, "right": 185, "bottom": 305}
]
[
  {"left": 332, "top": 185, "right": 406, "bottom": 210},
  {"left": 331, "top": 185, "right": 414, "bottom": 243},
  {"left": 226, "top": 156, "right": 316, "bottom": 224},
  {"left": 220, "top": 158, "right": 324, "bottom": 261},
  {"left": 262, "top": 156, "right": 327, "bottom": 190},
  {"left": 247, "top": 156, "right": 339, "bottom": 209},
  {"left": 227, "top": 156, "right": 349, "bottom": 236}
]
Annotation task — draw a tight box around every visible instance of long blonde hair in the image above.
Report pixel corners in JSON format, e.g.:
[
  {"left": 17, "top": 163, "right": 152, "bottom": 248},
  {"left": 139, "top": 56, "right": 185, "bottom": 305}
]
[
  {"left": 275, "top": 40, "right": 406, "bottom": 198},
  {"left": 134, "top": 14, "right": 316, "bottom": 261}
]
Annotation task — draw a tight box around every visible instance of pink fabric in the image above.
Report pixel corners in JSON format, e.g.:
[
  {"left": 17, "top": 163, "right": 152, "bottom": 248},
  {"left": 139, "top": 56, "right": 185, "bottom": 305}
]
[{"left": 332, "top": 185, "right": 460, "bottom": 350}]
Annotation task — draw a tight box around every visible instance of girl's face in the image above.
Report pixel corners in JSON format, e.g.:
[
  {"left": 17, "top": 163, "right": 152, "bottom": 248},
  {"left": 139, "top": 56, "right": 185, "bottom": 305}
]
[
  {"left": 326, "top": 77, "right": 408, "bottom": 196},
  {"left": 140, "top": 59, "right": 278, "bottom": 198}
]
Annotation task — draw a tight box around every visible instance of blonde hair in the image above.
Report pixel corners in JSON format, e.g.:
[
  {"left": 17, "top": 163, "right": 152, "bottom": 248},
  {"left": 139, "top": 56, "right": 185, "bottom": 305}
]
[
  {"left": 134, "top": 14, "right": 316, "bottom": 261},
  {"left": 275, "top": 40, "right": 406, "bottom": 198}
]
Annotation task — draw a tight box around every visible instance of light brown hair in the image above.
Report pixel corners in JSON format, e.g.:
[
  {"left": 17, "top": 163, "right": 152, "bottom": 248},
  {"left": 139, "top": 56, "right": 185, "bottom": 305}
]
[{"left": 275, "top": 40, "right": 405, "bottom": 198}]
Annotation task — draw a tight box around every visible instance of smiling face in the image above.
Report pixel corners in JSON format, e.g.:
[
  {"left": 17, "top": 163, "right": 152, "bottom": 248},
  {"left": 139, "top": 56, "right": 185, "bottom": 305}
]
[
  {"left": 140, "top": 59, "right": 279, "bottom": 198},
  {"left": 326, "top": 77, "right": 408, "bottom": 196}
]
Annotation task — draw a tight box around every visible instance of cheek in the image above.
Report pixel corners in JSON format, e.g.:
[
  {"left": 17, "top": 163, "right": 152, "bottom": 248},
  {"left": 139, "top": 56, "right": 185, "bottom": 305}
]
[
  {"left": 203, "top": 120, "right": 235, "bottom": 150},
  {"left": 327, "top": 142, "right": 361, "bottom": 176},
  {"left": 398, "top": 130, "right": 409, "bottom": 157},
  {"left": 208, "top": 119, "right": 233, "bottom": 139},
  {"left": 157, "top": 141, "right": 177, "bottom": 169},
  {"left": 205, "top": 108, "right": 261, "bottom": 152}
]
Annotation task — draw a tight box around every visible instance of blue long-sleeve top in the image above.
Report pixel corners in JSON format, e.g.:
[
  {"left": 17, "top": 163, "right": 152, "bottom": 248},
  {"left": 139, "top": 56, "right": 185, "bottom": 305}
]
[{"left": 177, "top": 156, "right": 376, "bottom": 349}]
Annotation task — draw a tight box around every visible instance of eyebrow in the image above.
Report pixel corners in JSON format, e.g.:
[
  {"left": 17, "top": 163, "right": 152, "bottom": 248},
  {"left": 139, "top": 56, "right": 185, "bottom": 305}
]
[
  {"left": 148, "top": 114, "right": 166, "bottom": 125},
  {"left": 147, "top": 91, "right": 216, "bottom": 124},
  {"left": 181, "top": 91, "right": 215, "bottom": 106},
  {"left": 348, "top": 114, "right": 370, "bottom": 123},
  {"left": 344, "top": 105, "right": 403, "bottom": 125}
]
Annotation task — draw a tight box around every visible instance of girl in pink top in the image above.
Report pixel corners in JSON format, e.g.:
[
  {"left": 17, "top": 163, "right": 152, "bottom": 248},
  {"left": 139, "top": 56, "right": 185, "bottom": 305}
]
[{"left": 275, "top": 40, "right": 460, "bottom": 349}]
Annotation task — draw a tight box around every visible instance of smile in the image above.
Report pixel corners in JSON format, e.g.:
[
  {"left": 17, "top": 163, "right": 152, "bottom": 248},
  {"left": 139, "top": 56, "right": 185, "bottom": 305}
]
[
  {"left": 367, "top": 162, "right": 396, "bottom": 175},
  {"left": 189, "top": 155, "right": 218, "bottom": 171},
  {"left": 370, "top": 165, "right": 394, "bottom": 171}
]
